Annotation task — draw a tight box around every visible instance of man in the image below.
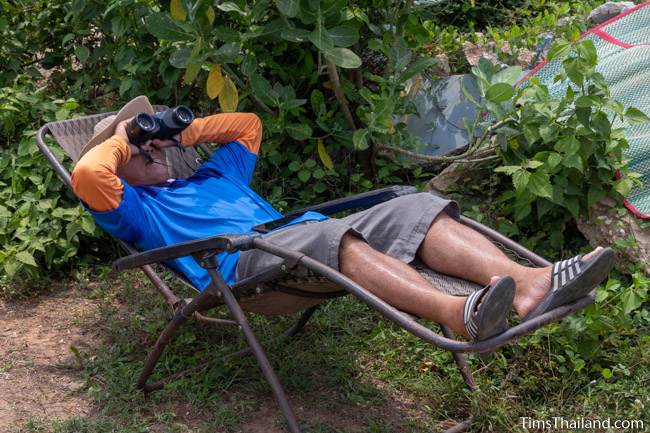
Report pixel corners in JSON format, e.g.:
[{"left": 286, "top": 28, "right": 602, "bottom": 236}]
[{"left": 72, "top": 96, "right": 614, "bottom": 342}]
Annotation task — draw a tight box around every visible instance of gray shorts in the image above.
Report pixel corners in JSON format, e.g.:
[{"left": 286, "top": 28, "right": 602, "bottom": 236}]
[{"left": 236, "top": 192, "right": 460, "bottom": 280}]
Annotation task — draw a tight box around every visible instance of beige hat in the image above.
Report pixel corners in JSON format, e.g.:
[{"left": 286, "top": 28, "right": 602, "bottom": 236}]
[{"left": 79, "top": 95, "right": 155, "bottom": 159}]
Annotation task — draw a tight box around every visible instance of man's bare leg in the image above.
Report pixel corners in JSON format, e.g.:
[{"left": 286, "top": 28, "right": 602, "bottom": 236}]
[
  {"left": 417, "top": 213, "right": 602, "bottom": 318},
  {"left": 338, "top": 233, "right": 500, "bottom": 338}
]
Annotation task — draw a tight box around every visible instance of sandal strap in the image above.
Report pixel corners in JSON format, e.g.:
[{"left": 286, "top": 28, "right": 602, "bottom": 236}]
[
  {"left": 551, "top": 254, "right": 584, "bottom": 293},
  {"left": 463, "top": 286, "right": 488, "bottom": 340}
]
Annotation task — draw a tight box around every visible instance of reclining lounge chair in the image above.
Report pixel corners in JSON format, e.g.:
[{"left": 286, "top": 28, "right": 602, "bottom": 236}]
[{"left": 36, "top": 109, "right": 595, "bottom": 433}]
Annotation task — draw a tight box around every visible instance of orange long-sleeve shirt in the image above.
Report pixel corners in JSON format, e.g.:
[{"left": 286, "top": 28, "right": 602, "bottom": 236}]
[{"left": 72, "top": 112, "right": 262, "bottom": 212}]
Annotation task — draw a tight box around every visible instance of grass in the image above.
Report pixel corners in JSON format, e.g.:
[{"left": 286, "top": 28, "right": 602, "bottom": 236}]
[{"left": 15, "top": 263, "right": 650, "bottom": 433}]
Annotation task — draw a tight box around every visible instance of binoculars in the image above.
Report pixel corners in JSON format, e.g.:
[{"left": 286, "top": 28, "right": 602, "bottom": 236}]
[{"left": 126, "top": 106, "right": 195, "bottom": 146}]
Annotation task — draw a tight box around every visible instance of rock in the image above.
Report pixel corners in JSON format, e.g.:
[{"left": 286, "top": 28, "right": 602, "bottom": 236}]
[
  {"left": 434, "top": 53, "right": 451, "bottom": 77},
  {"left": 462, "top": 41, "right": 507, "bottom": 69},
  {"left": 588, "top": 2, "right": 635, "bottom": 24},
  {"left": 576, "top": 198, "right": 650, "bottom": 275}
]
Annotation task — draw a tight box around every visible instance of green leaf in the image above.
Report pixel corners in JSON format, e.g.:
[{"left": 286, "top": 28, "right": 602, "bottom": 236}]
[
  {"left": 145, "top": 12, "right": 192, "bottom": 41},
  {"left": 527, "top": 171, "right": 553, "bottom": 199},
  {"left": 512, "top": 170, "right": 530, "bottom": 192},
  {"left": 111, "top": 16, "right": 129, "bottom": 37},
  {"left": 323, "top": 48, "right": 362, "bottom": 69},
  {"left": 15, "top": 251, "right": 37, "bottom": 267},
  {"left": 281, "top": 28, "right": 310, "bottom": 43},
  {"left": 353, "top": 129, "right": 369, "bottom": 150},
  {"left": 547, "top": 41, "right": 571, "bottom": 61},
  {"left": 297, "top": 169, "right": 311, "bottom": 182},
  {"left": 390, "top": 37, "right": 411, "bottom": 72},
  {"left": 547, "top": 152, "right": 562, "bottom": 170},
  {"left": 564, "top": 57, "right": 584, "bottom": 86},
  {"left": 169, "top": 48, "right": 192, "bottom": 68},
  {"left": 399, "top": 58, "right": 436, "bottom": 83},
  {"left": 212, "top": 42, "right": 241, "bottom": 64},
  {"left": 555, "top": 136, "right": 580, "bottom": 155},
  {"left": 495, "top": 165, "right": 523, "bottom": 175},
  {"left": 275, "top": 0, "right": 299, "bottom": 17},
  {"left": 217, "top": 2, "right": 247, "bottom": 15},
  {"left": 591, "top": 111, "right": 611, "bottom": 137},
  {"left": 563, "top": 154, "right": 583, "bottom": 172},
  {"left": 328, "top": 24, "right": 359, "bottom": 48},
  {"left": 250, "top": 73, "right": 278, "bottom": 106},
  {"left": 588, "top": 185, "right": 605, "bottom": 207},
  {"left": 308, "top": 26, "right": 334, "bottom": 52},
  {"left": 286, "top": 124, "right": 312, "bottom": 140},
  {"left": 614, "top": 178, "right": 633, "bottom": 197},
  {"left": 492, "top": 65, "right": 522, "bottom": 85},
  {"left": 601, "top": 368, "right": 613, "bottom": 379},
  {"left": 625, "top": 107, "right": 650, "bottom": 124},
  {"left": 183, "top": 63, "right": 201, "bottom": 85},
  {"left": 75, "top": 46, "right": 90, "bottom": 63},
  {"left": 80, "top": 217, "right": 95, "bottom": 234},
  {"left": 485, "top": 82, "right": 515, "bottom": 104},
  {"left": 3, "top": 259, "right": 20, "bottom": 278},
  {"left": 621, "top": 287, "right": 644, "bottom": 314}
]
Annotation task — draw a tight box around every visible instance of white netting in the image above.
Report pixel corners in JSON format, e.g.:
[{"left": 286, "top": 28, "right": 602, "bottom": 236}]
[{"left": 600, "top": 4, "right": 650, "bottom": 45}]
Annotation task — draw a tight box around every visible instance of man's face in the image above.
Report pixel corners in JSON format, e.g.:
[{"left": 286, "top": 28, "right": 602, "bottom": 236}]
[{"left": 117, "top": 145, "right": 170, "bottom": 186}]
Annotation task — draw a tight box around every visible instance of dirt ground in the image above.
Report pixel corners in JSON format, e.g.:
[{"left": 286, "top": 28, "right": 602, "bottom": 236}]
[
  {"left": 0, "top": 290, "right": 97, "bottom": 433},
  {"left": 0, "top": 288, "right": 433, "bottom": 433}
]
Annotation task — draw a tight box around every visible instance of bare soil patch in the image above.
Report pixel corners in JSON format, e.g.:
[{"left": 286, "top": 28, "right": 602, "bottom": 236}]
[{"left": 0, "top": 290, "right": 98, "bottom": 433}]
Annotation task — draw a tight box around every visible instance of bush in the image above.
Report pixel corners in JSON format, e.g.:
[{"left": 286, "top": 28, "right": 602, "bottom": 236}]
[{"left": 0, "top": 77, "right": 104, "bottom": 287}]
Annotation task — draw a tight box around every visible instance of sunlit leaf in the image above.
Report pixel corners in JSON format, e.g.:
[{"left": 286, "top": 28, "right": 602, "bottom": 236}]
[
  {"left": 219, "top": 75, "right": 239, "bottom": 112},
  {"left": 15, "top": 251, "right": 37, "bottom": 267},
  {"left": 206, "top": 64, "right": 224, "bottom": 99},
  {"left": 170, "top": 0, "right": 187, "bottom": 22},
  {"left": 323, "top": 48, "right": 361, "bottom": 69},
  {"left": 206, "top": 6, "right": 216, "bottom": 24},
  {"left": 317, "top": 140, "right": 334, "bottom": 169}
]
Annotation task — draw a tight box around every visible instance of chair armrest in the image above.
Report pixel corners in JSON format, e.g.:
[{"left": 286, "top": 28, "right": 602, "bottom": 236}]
[
  {"left": 252, "top": 185, "right": 418, "bottom": 233},
  {"left": 113, "top": 233, "right": 258, "bottom": 272},
  {"left": 286, "top": 185, "right": 417, "bottom": 217}
]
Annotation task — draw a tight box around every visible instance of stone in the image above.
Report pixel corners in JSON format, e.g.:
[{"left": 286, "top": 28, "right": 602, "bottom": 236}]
[
  {"left": 588, "top": 2, "right": 635, "bottom": 24},
  {"left": 576, "top": 198, "right": 650, "bottom": 275}
]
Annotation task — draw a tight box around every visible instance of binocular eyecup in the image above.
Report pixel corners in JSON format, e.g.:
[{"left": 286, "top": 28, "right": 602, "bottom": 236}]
[{"left": 126, "top": 105, "right": 195, "bottom": 146}]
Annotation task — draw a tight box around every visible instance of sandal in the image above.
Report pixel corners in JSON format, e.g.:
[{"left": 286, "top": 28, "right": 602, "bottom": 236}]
[
  {"left": 463, "top": 276, "right": 515, "bottom": 341},
  {"left": 523, "top": 247, "right": 614, "bottom": 322}
]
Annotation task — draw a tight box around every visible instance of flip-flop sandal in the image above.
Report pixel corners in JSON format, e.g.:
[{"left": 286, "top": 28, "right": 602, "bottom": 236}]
[
  {"left": 463, "top": 276, "right": 515, "bottom": 341},
  {"left": 523, "top": 247, "right": 615, "bottom": 322}
]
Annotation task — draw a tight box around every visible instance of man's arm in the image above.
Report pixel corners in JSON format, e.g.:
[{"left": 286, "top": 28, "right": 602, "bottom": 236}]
[
  {"left": 71, "top": 135, "right": 131, "bottom": 212},
  {"left": 180, "top": 112, "right": 262, "bottom": 155}
]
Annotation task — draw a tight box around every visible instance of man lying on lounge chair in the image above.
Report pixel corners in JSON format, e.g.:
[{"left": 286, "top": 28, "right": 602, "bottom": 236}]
[{"left": 71, "top": 96, "right": 614, "bottom": 342}]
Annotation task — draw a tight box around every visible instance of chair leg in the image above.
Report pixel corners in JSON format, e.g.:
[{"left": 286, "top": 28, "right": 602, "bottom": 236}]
[
  {"left": 137, "top": 306, "right": 318, "bottom": 393},
  {"left": 441, "top": 325, "right": 475, "bottom": 433},
  {"left": 208, "top": 266, "right": 302, "bottom": 433},
  {"left": 137, "top": 288, "right": 218, "bottom": 392}
]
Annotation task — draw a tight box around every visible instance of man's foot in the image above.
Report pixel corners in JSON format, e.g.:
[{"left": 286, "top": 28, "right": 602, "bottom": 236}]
[{"left": 514, "top": 246, "right": 611, "bottom": 319}]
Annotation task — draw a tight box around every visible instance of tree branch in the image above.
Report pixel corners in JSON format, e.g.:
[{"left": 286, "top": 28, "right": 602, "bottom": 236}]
[
  {"left": 221, "top": 64, "right": 275, "bottom": 115},
  {"left": 326, "top": 59, "right": 357, "bottom": 130}
]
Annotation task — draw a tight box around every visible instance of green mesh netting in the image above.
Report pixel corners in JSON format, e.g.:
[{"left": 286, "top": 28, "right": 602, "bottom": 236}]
[{"left": 526, "top": 2, "right": 650, "bottom": 218}]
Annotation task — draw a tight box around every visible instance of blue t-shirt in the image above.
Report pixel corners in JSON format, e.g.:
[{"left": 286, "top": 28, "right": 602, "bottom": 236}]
[{"left": 87, "top": 141, "right": 327, "bottom": 290}]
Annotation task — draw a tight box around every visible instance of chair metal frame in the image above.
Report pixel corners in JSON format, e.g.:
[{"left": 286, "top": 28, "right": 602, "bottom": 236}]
[{"left": 36, "top": 112, "right": 595, "bottom": 433}]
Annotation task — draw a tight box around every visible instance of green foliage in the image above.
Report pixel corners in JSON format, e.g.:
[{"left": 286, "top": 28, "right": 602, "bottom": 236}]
[
  {"left": 0, "top": 78, "right": 104, "bottom": 288},
  {"left": 473, "top": 39, "right": 644, "bottom": 249}
]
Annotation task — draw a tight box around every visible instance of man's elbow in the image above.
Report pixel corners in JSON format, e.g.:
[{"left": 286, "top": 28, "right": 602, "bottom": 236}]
[
  {"left": 71, "top": 162, "right": 95, "bottom": 198},
  {"left": 243, "top": 113, "right": 262, "bottom": 154}
]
